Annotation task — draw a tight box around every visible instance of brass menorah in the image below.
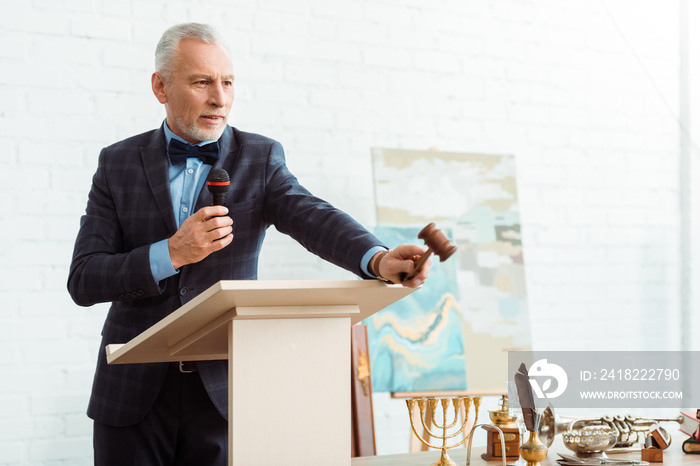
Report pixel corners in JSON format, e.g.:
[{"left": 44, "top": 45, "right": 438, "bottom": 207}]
[{"left": 406, "top": 396, "right": 482, "bottom": 466}]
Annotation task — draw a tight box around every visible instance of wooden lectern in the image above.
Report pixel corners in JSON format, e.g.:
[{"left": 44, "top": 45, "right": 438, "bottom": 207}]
[{"left": 105, "top": 280, "right": 414, "bottom": 466}]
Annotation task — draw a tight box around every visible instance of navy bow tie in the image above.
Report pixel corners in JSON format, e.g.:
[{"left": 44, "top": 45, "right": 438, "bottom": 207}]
[{"left": 168, "top": 138, "right": 219, "bottom": 165}]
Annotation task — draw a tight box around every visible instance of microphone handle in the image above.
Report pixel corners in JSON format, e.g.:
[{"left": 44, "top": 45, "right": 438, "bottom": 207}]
[{"left": 212, "top": 193, "right": 227, "bottom": 207}]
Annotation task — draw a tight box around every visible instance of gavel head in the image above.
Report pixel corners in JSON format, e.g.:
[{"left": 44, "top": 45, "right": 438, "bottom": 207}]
[{"left": 418, "top": 223, "right": 457, "bottom": 261}]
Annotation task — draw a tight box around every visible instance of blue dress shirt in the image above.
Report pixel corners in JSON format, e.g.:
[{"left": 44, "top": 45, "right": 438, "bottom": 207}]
[{"left": 148, "top": 122, "right": 218, "bottom": 282}]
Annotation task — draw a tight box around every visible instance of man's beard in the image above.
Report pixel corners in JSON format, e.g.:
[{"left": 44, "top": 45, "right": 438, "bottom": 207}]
[{"left": 175, "top": 115, "right": 227, "bottom": 142}]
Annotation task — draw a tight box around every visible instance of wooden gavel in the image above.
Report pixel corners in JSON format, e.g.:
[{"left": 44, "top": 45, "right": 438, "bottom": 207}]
[{"left": 402, "top": 223, "right": 457, "bottom": 281}]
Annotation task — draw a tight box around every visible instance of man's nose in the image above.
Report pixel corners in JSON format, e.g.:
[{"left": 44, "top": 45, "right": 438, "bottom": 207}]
[{"left": 208, "top": 83, "right": 228, "bottom": 107}]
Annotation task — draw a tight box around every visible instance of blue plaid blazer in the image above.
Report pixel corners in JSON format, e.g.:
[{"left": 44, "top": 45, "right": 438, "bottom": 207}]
[{"left": 68, "top": 125, "right": 382, "bottom": 426}]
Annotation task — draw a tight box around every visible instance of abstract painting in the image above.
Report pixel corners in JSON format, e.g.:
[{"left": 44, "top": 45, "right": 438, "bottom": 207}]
[{"left": 364, "top": 148, "right": 532, "bottom": 393}]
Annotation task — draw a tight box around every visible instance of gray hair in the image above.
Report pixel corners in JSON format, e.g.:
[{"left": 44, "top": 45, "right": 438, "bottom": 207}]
[{"left": 155, "top": 23, "right": 227, "bottom": 82}]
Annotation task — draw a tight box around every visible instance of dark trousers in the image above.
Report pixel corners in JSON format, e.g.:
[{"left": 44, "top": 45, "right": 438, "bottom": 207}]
[{"left": 94, "top": 364, "right": 227, "bottom": 466}]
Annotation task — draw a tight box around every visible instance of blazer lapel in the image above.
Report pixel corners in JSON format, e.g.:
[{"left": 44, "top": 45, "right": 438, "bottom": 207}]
[{"left": 141, "top": 126, "right": 178, "bottom": 234}]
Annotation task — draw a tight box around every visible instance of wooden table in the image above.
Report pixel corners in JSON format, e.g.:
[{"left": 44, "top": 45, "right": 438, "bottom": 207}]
[{"left": 351, "top": 437, "right": 699, "bottom": 465}]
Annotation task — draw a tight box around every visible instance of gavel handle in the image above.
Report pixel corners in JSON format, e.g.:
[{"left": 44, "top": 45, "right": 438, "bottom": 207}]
[{"left": 401, "top": 249, "right": 433, "bottom": 282}]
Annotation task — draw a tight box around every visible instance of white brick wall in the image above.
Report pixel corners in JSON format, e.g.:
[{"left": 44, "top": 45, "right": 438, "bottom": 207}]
[{"left": 1, "top": 0, "right": 698, "bottom": 462}]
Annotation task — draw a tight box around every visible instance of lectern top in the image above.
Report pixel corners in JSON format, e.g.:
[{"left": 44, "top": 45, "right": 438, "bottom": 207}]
[{"left": 106, "top": 280, "right": 415, "bottom": 365}]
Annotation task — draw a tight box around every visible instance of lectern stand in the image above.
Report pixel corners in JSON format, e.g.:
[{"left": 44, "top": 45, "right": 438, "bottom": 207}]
[{"left": 105, "top": 280, "right": 414, "bottom": 466}]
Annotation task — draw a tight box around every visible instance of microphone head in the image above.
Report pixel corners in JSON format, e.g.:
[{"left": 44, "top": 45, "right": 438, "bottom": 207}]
[
  {"left": 207, "top": 168, "right": 230, "bottom": 207},
  {"left": 206, "top": 168, "right": 230, "bottom": 194}
]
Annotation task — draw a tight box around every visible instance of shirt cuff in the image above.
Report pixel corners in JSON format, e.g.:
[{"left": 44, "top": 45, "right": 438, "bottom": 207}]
[
  {"left": 149, "top": 239, "right": 179, "bottom": 283},
  {"left": 361, "top": 245, "right": 388, "bottom": 277}
]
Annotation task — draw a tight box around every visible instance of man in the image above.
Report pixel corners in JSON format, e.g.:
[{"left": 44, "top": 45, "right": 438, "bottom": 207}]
[{"left": 68, "top": 23, "right": 430, "bottom": 464}]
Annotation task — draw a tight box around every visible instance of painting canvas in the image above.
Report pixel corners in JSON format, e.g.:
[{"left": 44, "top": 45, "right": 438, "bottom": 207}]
[
  {"left": 366, "top": 225, "right": 465, "bottom": 392},
  {"left": 364, "top": 148, "right": 532, "bottom": 393}
]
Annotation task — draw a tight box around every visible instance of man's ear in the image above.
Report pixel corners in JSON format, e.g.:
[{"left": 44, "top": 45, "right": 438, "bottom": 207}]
[{"left": 152, "top": 72, "right": 168, "bottom": 104}]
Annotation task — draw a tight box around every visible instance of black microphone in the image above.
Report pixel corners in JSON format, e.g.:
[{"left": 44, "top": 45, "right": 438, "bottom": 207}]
[{"left": 206, "top": 168, "right": 230, "bottom": 207}]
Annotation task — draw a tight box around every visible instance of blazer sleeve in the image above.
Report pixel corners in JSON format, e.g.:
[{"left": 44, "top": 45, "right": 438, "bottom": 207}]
[
  {"left": 67, "top": 148, "right": 162, "bottom": 307},
  {"left": 262, "top": 140, "right": 384, "bottom": 277}
]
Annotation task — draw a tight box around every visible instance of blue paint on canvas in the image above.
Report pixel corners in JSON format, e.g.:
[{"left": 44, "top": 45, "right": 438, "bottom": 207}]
[{"left": 363, "top": 226, "right": 467, "bottom": 392}]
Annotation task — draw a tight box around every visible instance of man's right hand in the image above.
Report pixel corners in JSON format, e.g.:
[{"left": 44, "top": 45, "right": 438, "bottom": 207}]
[{"left": 168, "top": 206, "right": 233, "bottom": 269}]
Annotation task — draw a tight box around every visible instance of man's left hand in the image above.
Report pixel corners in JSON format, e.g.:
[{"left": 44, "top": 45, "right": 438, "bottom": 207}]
[{"left": 371, "top": 245, "right": 432, "bottom": 288}]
